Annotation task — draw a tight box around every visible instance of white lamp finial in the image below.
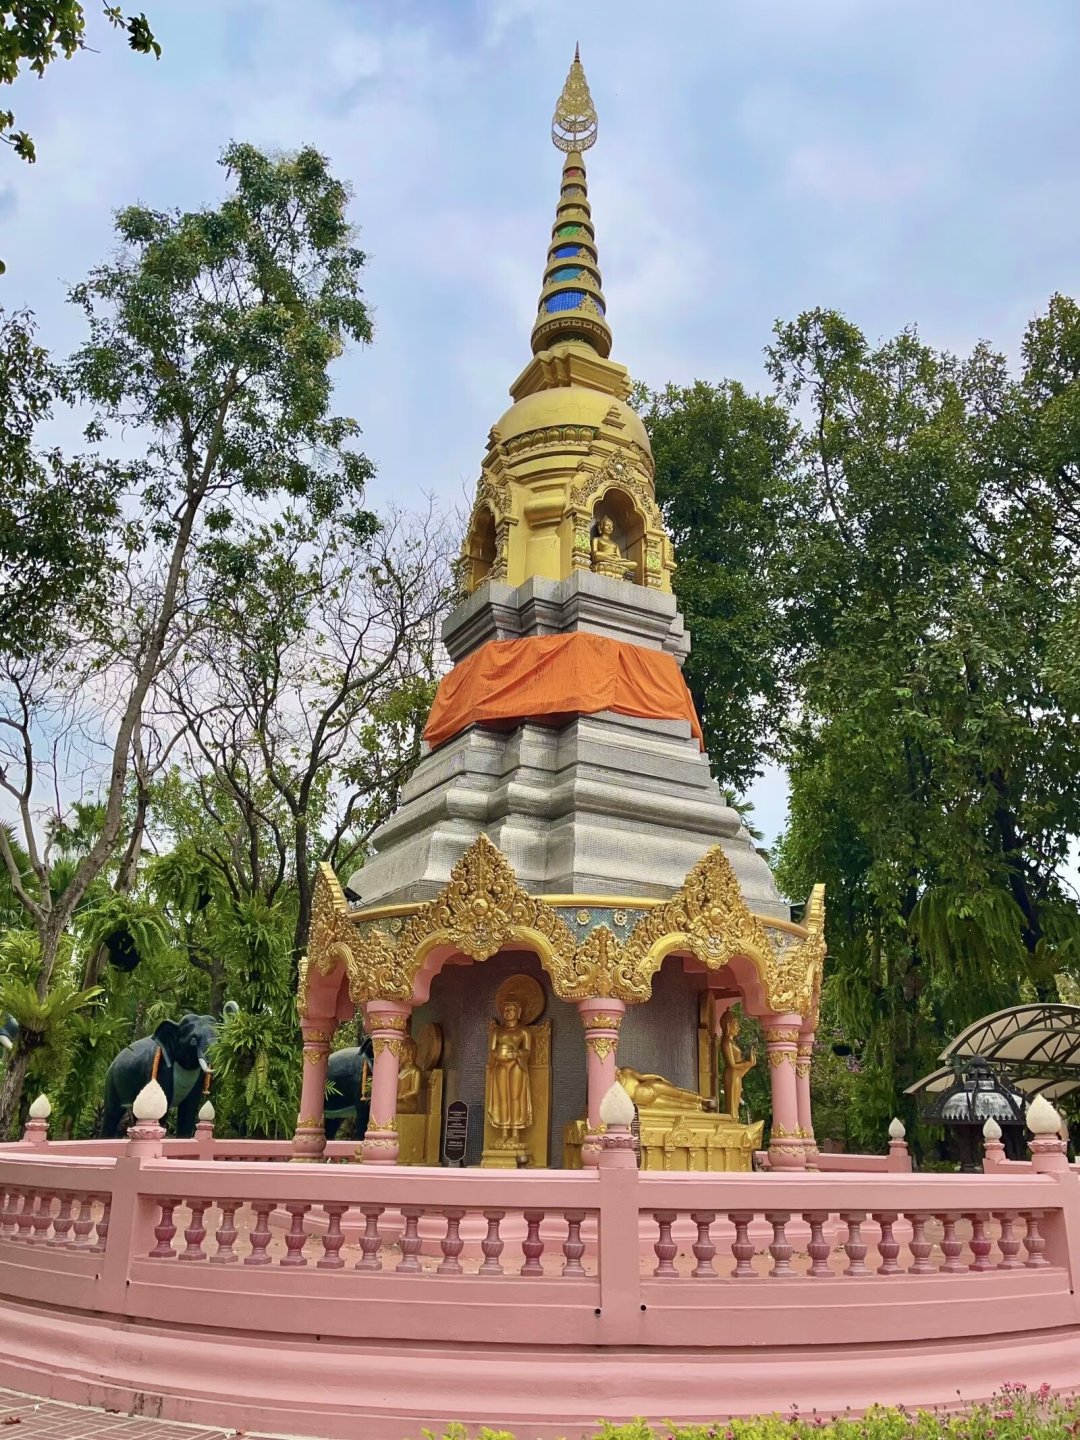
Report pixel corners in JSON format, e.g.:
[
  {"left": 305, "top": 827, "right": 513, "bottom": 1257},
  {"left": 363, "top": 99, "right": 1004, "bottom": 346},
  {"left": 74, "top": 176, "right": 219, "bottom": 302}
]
[
  {"left": 887, "top": 1116, "right": 906, "bottom": 1140},
  {"left": 1026, "top": 1094, "right": 1062, "bottom": 1137},
  {"left": 983, "top": 1116, "right": 1002, "bottom": 1141},
  {"left": 198, "top": 1100, "right": 215, "bottom": 1123},
  {"left": 28, "top": 1094, "right": 51, "bottom": 1120},
  {"left": 599, "top": 1081, "right": 636, "bottom": 1128},
  {"left": 132, "top": 1078, "right": 168, "bottom": 1123}
]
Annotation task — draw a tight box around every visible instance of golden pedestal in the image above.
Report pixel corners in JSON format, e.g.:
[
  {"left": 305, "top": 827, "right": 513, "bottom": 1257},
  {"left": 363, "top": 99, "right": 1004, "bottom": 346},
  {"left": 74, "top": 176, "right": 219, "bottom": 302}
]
[
  {"left": 481, "top": 1018, "right": 551, "bottom": 1168},
  {"left": 563, "top": 1111, "right": 762, "bottom": 1171}
]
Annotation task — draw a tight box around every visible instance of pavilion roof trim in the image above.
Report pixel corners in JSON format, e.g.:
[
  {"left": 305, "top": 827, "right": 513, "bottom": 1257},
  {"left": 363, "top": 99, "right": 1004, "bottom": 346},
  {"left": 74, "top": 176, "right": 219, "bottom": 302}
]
[{"left": 906, "top": 1003, "right": 1080, "bottom": 1102}]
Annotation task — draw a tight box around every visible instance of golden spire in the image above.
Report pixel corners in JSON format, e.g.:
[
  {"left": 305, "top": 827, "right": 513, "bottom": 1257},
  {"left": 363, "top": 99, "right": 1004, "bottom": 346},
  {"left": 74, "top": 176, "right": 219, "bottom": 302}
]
[{"left": 531, "top": 47, "right": 612, "bottom": 360}]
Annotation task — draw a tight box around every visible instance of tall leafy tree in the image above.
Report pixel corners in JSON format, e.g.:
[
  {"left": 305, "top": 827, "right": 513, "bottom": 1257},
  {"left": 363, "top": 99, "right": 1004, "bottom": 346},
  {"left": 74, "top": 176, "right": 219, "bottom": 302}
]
[
  {"left": 638, "top": 380, "right": 795, "bottom": 791},
  {"left": 0, "top": 141, "right": 376, "bottom": 1129},
  {"left": 770, "top": 306, "right": 1080, "bottom": 1135}
]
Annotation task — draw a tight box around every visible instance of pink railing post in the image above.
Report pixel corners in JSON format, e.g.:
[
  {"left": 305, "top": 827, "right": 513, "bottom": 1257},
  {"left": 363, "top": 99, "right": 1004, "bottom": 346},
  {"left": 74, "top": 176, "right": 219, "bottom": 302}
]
[
  {"left": 179, "top": 1199, "right": 209, "bottom": 1262},
  {"left": 691, "top": 1211, "right": 717, "bottom": 1279},
  {"left": 280, "top": 1203, "right": 311, "bottom": 1267},
  {"left": 1023, "top": 1210, "right": 1049, "bottom": 1268},
  {"left": 480, "top": 1210, "right": 505, "bottom": 1275},
  {"left": 966, "top": 1212, "right": 994, "bottom": 1272},
  {"left": 909, "top": 1212, "right": 934, "bottom": 1274},
  {"left": 244, "top": 1201, "right": 273, "bottom": 1266},
  {"left": 22, "top": 1096, "right": 51, "bottom": 1147},
  {"left": 521, "top": 1209, "right": 545, "bottom": 1276},
  {"left": 653, "top": 1211, "right": 678, "bottom": 1278},
  {"left": 874, "top": 1212, "right": 902, "bottom": 1275},
  {"left": 211, "top": 1201, "right": 240, "bottom": 1264},
  {"left": 842, "top": 1212, "right": 870, "bottom": 1276},
  {"left": 997, "top": 1211, "right": 1024, "bottom": 1269},
  {"left": 396, "top": 1206, "right": 423, "bottom": 1273},
  {"left": 938, "top": 1213, "right": 965, "bottom": 1274},
  {"left": 438, "top": 1209, "right": 466, "bottom": 1275},
  {"left": 596, "top": 1094, "right": 645, "bottom": 1338},
  {"left": 69, "top": 1196, "right": 96, "bottom": 1251},
  {"left": 28, "top": 1191, "right": 54, "bottom": 1246},
  {"left": 731, "top": 1211, "right": 757, "bottom": 1279},
  {"left": 318, "top": 1203, "right": 348, "bottom": 1270},
  {"left": 48, "top": 1192, "right": 74, "bottom": 1248},
  {"left": 806, "top": 1211, "right": 831, "bottom": 1278},
  {"left": 356, "top": 1205, "right": 384, "bottom": 1271},
  {"left": 766, "top": 1211, "right": 794, "bottom": 1278},
  {"left": 563, "top": 1210, "right": 587, "bottom": 1277}
]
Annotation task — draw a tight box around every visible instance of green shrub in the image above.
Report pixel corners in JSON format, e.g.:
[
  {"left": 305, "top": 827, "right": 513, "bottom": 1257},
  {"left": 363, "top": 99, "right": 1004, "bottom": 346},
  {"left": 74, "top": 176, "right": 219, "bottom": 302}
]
[{"left": 420, "top": 1385, "right": 1077, "bottom": 1440}]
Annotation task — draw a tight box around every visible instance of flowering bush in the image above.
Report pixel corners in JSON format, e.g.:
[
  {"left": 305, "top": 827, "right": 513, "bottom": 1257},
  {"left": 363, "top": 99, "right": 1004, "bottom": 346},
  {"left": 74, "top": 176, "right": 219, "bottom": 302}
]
[{"left": 426, "top": 1384, "right": 1075, "bottom": 1440}]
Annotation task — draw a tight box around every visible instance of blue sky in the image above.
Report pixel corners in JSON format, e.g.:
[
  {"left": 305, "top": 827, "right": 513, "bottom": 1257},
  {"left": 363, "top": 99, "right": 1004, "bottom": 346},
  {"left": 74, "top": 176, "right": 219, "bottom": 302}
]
[{"left": 3, "top": 0, "right": 1079, "bottom": 847}]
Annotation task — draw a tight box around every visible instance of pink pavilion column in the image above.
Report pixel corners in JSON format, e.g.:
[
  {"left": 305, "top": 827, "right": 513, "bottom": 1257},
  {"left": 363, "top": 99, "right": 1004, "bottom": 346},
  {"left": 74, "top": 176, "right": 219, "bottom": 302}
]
[
  {"left": 360, "top": 999, "right": 412, "bottom": 1165},
  {"left": 578, "top": 997, "right": 626, "bottom": 1168},
  {"left": 291, "top": 1019, "right": 334, "bottom": 1160},
  {"left": 765, "top": 1015, "right": 806, "bottom": 1170},
  {"left": 796, "top": 1027, "right": 818, "bottom": 1168}
]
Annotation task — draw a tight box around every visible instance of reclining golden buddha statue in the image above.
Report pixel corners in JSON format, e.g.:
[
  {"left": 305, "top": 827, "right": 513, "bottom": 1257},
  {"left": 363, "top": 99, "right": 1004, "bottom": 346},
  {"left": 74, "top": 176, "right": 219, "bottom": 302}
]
[{"left": 563, "top": 1063, "right": 763, "bottom": 1172}]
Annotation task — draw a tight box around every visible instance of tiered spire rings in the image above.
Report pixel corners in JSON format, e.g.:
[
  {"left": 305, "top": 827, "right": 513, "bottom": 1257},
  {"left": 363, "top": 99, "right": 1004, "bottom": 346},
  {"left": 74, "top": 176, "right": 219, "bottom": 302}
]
[{"left": 532, "top": 47, "right": 612, "bottom": 360}]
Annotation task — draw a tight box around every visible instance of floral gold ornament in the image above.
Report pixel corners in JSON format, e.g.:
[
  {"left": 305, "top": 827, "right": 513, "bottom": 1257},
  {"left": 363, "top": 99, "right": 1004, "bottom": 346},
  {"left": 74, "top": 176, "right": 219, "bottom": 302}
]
[
  {"left": 764, "top": 1028, "right": 800, "bottom": 1045},
  {"left": 581, "top": 1013, "right": 623, "bottom": 1030},
  {"left": 587, "top": 1036, "right": 618, "bottom": 1059}
]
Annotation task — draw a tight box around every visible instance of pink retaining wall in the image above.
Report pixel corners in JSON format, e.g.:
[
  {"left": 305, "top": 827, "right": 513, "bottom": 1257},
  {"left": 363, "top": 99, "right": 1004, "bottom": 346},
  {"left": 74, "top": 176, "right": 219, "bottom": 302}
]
[{"left": 1, "top": 1139, "right": 1080, "bottom": 1438}]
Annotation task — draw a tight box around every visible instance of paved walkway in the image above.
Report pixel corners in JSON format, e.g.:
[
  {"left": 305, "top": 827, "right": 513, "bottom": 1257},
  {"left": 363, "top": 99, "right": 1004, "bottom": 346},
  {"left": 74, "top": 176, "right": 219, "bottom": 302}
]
[{"left": 0, "top": 1388, "right": 292, "bottom": 1439}]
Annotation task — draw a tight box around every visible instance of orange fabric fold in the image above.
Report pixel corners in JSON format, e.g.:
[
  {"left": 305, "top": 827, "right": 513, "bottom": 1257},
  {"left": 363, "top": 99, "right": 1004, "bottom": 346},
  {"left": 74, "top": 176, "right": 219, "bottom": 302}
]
[{"left": 423, "top": 633, "right": 704, "bottom": 750}]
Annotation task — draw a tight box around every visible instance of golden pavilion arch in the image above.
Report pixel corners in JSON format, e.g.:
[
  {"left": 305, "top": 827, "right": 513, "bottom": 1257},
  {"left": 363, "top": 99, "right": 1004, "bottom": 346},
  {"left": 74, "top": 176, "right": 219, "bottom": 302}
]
[{"left": 293, "top": 47, "right": 826, "bottom": 1173}]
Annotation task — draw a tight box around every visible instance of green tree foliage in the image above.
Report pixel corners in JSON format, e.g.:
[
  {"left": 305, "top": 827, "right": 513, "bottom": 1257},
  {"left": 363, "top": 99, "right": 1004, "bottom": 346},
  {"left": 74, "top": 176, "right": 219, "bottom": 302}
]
[
  {"left": 1, "top": 3, "right": 158, "bottom": 164},
  {"left": 769, "top": 304, "right": 1080, "bottom": 1139},
  {"left": 0, "top": 308, "right": 124, "bottom": 656},
  {"left": 636, "top": 380, "right": 795, "bottom": 791},
  {"left": 0, "top": 141, "right": 377, "bottom": 1130}
]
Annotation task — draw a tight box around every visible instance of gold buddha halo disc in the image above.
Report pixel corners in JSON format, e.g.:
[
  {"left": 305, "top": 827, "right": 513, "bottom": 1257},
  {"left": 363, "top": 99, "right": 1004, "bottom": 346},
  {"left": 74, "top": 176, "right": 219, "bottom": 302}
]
[
  {"left": 494, "top": 973, "right": 545, "bottom": 1025},
  {"left": 416, "top": 1021, "right": 443, "bottom": 1073}
]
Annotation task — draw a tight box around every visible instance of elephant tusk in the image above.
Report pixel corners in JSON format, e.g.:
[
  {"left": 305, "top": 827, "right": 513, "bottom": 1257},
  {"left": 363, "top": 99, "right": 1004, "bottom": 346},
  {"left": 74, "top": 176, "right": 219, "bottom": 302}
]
[
  {"left": 0, "top": 1036, "right": 11, "bottom": 1051},
  {"left": 198, "top": 1056, "right": 211, "bottom": 1073}
]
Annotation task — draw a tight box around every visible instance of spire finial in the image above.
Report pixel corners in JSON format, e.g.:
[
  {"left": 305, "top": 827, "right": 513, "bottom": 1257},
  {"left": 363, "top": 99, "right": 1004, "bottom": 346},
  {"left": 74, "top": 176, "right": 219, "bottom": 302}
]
[
  {"left": 552, "top": 45, "right": 597, "bottom": 153},
  {"left": 532, "top": 53, "right": 611, "bottom": 358}
]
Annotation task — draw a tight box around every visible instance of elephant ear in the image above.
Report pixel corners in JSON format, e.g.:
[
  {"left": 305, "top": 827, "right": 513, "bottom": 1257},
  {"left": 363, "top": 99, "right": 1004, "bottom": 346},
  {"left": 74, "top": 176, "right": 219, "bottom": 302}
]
[{"left": 152, "top": 1020, "right": 182, "bottom": 1066}]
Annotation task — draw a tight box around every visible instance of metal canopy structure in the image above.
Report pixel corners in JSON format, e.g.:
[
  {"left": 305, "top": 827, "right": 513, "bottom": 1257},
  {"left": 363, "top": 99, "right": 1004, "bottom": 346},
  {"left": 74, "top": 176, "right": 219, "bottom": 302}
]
[{"left": 906, "top": 1003, "right": 1080, "bottom": 1105}]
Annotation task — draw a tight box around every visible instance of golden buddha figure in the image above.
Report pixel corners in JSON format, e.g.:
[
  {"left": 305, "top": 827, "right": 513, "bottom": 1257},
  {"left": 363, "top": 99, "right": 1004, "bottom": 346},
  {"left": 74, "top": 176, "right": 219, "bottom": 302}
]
[
  {"left": 590, "top": 515, "right": 635, "bottom": 581},
  {"left": 486, "top": 998, "right": 532, "bottom": 1143},
  {"left": 616, "top": 1066, "right": 712, "bottom": 1113},
  {"left": 396, "top": 1035, "right": 422, "bottom": 1115},
  {"left": 720, "top": 1009, "right": 756, "bottom": 1119}
]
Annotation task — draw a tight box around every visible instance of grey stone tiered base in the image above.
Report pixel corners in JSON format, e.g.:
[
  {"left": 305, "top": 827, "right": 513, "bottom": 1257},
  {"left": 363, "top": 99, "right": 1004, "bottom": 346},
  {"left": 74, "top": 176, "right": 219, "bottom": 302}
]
[{"left": 350, "top": 573, "right": 787, "bottom": 920}]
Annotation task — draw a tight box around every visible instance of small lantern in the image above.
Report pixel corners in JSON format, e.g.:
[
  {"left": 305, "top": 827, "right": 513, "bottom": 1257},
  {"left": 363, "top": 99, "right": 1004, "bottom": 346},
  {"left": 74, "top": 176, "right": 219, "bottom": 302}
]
[{"left": 923, "top": 1058, "right": 1026, "bottom": 1172}]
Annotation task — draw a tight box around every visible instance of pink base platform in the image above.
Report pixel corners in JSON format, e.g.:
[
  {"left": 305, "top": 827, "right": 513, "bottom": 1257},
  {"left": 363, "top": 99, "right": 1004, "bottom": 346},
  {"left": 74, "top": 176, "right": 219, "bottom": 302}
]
[
  {"left": 1, "top": 1299, "right": 1079, "bottom": 1440},
  {"left": 2, "top": 1137, "right": 1080, "bottom": 1439}
]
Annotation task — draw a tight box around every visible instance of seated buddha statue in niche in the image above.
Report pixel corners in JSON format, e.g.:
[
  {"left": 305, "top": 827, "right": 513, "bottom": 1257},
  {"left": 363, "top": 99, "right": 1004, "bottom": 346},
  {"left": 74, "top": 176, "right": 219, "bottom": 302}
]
[
  {"left": 487, "top": 997, "right": 532, "bottom": 1143},
  {"left": 617, "top": 1066, "right": 715, "bottom": 1113},
  {"left": 590, "top": 514, "right": 635, "bottom": 581}
]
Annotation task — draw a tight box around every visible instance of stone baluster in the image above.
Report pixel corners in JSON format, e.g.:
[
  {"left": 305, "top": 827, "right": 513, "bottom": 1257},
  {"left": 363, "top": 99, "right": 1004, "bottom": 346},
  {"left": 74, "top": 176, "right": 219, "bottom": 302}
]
[
  {"left": 356, "top": 1205, "right": 384, "bottom": 1271},
  {"left": 244, "top": 1201, "right": 274, "bottom": 1266},
  {"left": 48, "top": 1193, "right": 74, "bottom": 1248},
  {"left": 966, "top": 1212, "right": 993, "bottom": 1271},
  {"left": 806, "top": 1211, "right": 831, "bottom": 1277},
  {"left": 90, "top": 1196, "right": 111, "bottom": 1255},
  {"left": 179, "top": 1200, "right": 209, "bottom": 1261},
  {"left": 0, "top": 1187, "right": 20, "bottom": 1235},
  {"left": 396, "top": 1206, "right": 423, "bottom": 1272},
  {"left": 731, "top": 1211, "right": 757, "bottom": 1279},
  {"left": 28, "top": 1191, "right": 54, "bottom": 1246},
  {"left": 691, "top": 1211, "right": 717, "bottom": 1278},
  {"left": 438, "top": 1209, "right": 465, "bottom": 1275},
  {"left": 767, "top": 1212, "right": 794, "bottom": 1278},
  {"left": 14, "top": 1190, "right": 35, "bottom": 1242},
  {"left": 764, "top": 1016, "right": 806, "bottom": 1170},
  {"left": 480, "top": 1211, "right": 505, "bottom": 1275},
  {"left": 996, "top": 1211, "right": 1024, "bottom": 1269},
  {"left": 795, "top": 1031, "right": 818, "bottom": 1167},
  {"left": 653, "top": 1211, "right": 678, "bottom": 1277},
  {"left": 577, "top": 998, "right": 626, "bottom": 1167},
  {"left": 842, "top": 1211, "right": 870, "bottom": 1276},
  {"left": 291, "top": 1018, "right": 334, "bottom": 1161},
  {"left": 280, "top": 1203, "right": 311, "bottom": 1266},
  {"left": 361, "top": 1000, "right": 413, "bottom": 1165},
  {"left": 521, "top": 1209, "right": 545, "bottom": 1276},
  {"left": 563, "top": 1210, "right": 587, "bottom": 1277},
  {"left": 874, "top": 1212, "right": 901, "bottom": 1275},
  {"left": 211, "top": 1201, "right": 240, "bottom": 1264},
  {"left": 318, "top": 1204, "right": 349, "bottom": 1269},
  {"left": 1023, "top": 1210, "right": 1049, "bottom": 1268},
  {"left": 909, "top": 1212, "right": 934, "bottom": 1274},
  {"left": 69, "top": 1196, "right": 97, "bottom": 1251},
  {"left": 938, "top": 1213, "right": 965, "bottom": 1273}
]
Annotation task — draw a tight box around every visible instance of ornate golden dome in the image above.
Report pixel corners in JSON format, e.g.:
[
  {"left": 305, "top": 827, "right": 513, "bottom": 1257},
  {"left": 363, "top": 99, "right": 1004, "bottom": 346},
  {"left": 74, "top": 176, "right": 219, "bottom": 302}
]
[{"left": 460, "top": 52, "right": 673, "bottom": 597}]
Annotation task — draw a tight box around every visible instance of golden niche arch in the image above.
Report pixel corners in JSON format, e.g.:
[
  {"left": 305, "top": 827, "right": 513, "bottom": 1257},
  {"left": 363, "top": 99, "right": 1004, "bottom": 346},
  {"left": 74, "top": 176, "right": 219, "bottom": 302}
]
[{"left": 300, "top": 835, "right": 824, "bottom": 1024}]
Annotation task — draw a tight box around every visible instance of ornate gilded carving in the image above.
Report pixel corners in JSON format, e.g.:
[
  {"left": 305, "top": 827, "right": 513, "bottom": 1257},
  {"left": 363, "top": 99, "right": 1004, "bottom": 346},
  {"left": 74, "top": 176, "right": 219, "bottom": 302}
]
[
  {"left": 586, "top": 1036, "right": 618, "bottom": 1059},
  {"left": 373, "top": 1038, "right": 404, "bottom": 1058},
  {"left": 301, "top": 838, "right": 823, "bottom": 1021},
  {"left": 764, "top": 1028, "right": 800, "bottom": 1045},
  {"left": 371, "top": 1014, "right": 409, "bottom": 1034},
  {"left": 570, "top": 450, "right": 660, "bottom": 527},
  {"left": 581, "top": 1013, "right": 623, "bottom": 1031},
  {"left": 396, "top": 835, "right": 576, "bottom": 971},
  {"left": 767, "top": 1051, "right": 797, "bottom": 1069}
]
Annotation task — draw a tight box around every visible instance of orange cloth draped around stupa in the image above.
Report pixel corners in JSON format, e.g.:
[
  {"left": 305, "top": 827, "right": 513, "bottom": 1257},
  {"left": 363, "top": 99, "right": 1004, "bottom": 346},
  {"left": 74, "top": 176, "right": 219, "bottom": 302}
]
[{"left": 423, "top": 633, "right": 704, "bottom": 751}]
